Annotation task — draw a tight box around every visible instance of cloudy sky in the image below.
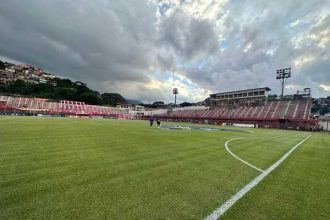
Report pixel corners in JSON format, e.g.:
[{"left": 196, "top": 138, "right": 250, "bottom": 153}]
[{"left": 0, "top": 0, "right": 329, "bottom": 103}]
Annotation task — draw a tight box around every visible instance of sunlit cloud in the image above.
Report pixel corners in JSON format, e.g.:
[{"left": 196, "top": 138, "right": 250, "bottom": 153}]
[
  {"left": 319, "top": 84, "right": 330, "bottom": 92},
  {"left": 0, "top": 0, "right": 329, "bottom": 103}
]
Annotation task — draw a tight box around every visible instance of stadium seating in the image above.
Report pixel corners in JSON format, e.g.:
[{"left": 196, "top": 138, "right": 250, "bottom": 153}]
[
  {"left": 156, "top": 99, "right": 312, "bottom": 121},
  {"left": 0, "top": 94, "right": 313, "bottom": 123},
  {"left": 0, "top": 95, "right": 127, "bottom": 116}
]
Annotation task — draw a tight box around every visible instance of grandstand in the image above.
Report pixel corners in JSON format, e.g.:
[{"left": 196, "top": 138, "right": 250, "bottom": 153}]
[
  {"left": 209, "top": 87, "right": 271, "bottom": 107},
  {"left": 0, "top": 95, "right": 128, "bottom": 117},
  {"left": 0, "top": 87, "right": 318, "bottom": 130},
  {"left": 154, "top": 87, "right": 317, "bottom": 130}
]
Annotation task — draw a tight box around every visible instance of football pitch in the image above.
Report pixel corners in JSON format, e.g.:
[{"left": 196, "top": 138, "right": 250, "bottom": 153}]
[{"left": 0, "top": 117, "right": 329, "bottom": 219}]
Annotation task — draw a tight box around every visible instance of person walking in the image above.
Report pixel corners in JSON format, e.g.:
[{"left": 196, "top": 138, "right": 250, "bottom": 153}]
[{"left": 149, "top": 117, "right": 154, "bottom": 127}]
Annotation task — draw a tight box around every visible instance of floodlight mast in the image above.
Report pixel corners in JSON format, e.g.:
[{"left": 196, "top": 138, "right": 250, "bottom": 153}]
[
  {"left": 173, "top": 88, "right": 178, "bottom": 108},
  {"left": 276, "top": 68, "right": 291, "bottom": 99}
]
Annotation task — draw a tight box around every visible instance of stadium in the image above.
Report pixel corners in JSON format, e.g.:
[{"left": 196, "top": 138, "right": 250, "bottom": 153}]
[
  {"left": 0, "top": 86, "right": 318, "bottom": 130},
  {"left": 0, "top": 69, "right": 320, "bottom": 131},
  {"left": 1, "top": 1, "right": 330, "bottom": 220},
  {"left": 1, "top": 82, "right": 329, "bottom": 219}
]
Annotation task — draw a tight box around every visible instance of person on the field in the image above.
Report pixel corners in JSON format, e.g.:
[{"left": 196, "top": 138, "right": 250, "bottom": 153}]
[
  {"left": 156, "top": 119, "right": 161, "bottom": 128},
  {"left": 149, "top": 117, "right": 154, "bottom": 127}
]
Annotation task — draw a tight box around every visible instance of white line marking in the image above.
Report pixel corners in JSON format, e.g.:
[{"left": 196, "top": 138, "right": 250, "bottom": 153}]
[
  {"left": 225, "top": 138, "right": 264, "bottom": 172},
  {"left": 205, "top": 134, "right": 311, "bottom": 220}
]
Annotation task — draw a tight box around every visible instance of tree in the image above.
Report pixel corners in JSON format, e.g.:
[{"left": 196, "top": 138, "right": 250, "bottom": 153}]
[
  {"left": 311, "top": 105, "right": 320, "bottom": 113},
  {"left": 101, "top": 93, "right": 126, "bottom": 106},
  {"left": 0, "top": 60, "right": 5, "bottom": 70},
  {"left": 320, "top": 106, "right": 329, "bottom": 115},
  {"left": 152, "top": 101, "right": 164, "bottom": 106},
  {"left": 54, "top": 87, "right": 76, "bottom": 100},
  {"left": 0, "top": 77, "right": 127, "bottom": 105},
  {"left": 80, "top": 91, "right": 101, "bottom": 105},
  {"left": 56, "top": 78, "right": 74, "bottom": 88},
  {"left": 179, "top": 102, "right": 192, "bottom": 107},
  {"left": 9, "top": 80, "right": 32, "bottom": 94}
]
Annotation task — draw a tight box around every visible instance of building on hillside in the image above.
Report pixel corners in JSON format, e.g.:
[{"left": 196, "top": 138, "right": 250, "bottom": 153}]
[
  {"left": 209, "top": 87, "right": 271, "bottom": 107},
  {"left": 0, "top": 62, "right": 57, "bottom": 85},
  {"left": 5, "top": 67, "right": 15, "bottom": 73},
  {"left": 0, "top": 70, "right": 16, "bottom": 84}
]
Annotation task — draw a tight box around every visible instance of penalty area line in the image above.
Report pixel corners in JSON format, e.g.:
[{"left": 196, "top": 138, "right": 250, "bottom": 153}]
[{"left": 205, "top": 134, "right": 312, "bottom": 220}]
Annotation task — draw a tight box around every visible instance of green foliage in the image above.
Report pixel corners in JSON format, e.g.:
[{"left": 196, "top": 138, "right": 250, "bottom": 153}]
[
  {"left": 311, "top": 106, "right": 319, "bottom": 113},
  {"left": 152, "top": 101, "right": 165, "bottom": 106},
  {"left": 7, "top": 80, "right": 33, "bottom": 94},
  {"left": 101, "top": 93, "right": 126, "bottom": 106},
  {"left": 0, "top": 79, "right": 126, "bottom": 105},
  {"left": 312, "top": 103, "right": 330, "bottom": 115},
  {"left": 179, "top": 102, "right": 192, "bottom": 107},
  {"left": 0, "top": 60, "right": 5, "bottom": 70},
  {"left": 79, "top": 91, "right": 101, "bottom": 105},
  {"left": 319, "top": 106, "right": 329, "bottom": 115}
]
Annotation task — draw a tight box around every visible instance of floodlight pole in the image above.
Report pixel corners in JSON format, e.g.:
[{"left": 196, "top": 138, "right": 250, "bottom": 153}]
[
  {"left": 175, "top": 94, "right": 177, "bottom": 107},
  {"left": 280, "top": 78, "right": 285, "bottom": 98},
  {"left": 173, "top": 88, "right": 178, "bottom": 109},
  {"left": 276, "top": 68, "right": 291, "bottom": 99}
]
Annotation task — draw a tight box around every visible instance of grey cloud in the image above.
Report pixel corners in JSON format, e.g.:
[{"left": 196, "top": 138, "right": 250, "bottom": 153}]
[
  {"left": 99, "top": 80, "right": 175, "bottom": 104},
  {"left": 0, "top": 0, "right": 329, "bottom": 103},
  {"left": 158, "top": 9, "right": 218, "bottom": 60},
  {"left": 175, "top": 0, "right": 330, "bottom": 97},
  {"left": 0, "top": 0, "right": 157, "bottom": 88}
]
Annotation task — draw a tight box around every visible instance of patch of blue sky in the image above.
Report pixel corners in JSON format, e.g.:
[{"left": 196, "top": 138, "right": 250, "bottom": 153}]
[
  {"left": 287, "top": 21, "right": 312, "bottom": 37},
  {"left": 219, "top": 40, "right": 229, "bottom": 50},
  {"left": 151, "top": 70, "right": 174, "bottom": 81},
  {"left": 158, "top": 2, "right": 175, "bottom": 16},
  {"left": 197, "top": 57, "right": 213, "bottom": 70},
  {"left": 171, "top": 74, "right": 200, "bottom": 90},
  {"left": 174, "top": 58, "right": 196, "bottom": 69},
  {"left": 151, "top": 71, "right": 162, "bottom": 79}
]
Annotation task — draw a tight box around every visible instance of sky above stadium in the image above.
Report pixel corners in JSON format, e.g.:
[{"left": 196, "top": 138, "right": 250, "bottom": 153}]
[{"left": 0, "top": 0, "right": 329, "bottom": 103}]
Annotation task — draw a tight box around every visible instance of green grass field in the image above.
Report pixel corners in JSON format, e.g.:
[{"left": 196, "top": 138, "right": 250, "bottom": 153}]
[{"left": 0, "top": 117, "right": 329, "bottom": 219}]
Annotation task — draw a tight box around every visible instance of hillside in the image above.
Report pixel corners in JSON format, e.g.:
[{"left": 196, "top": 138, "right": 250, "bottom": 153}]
[{"left": 0, "top": 60, "right": 126, "bottom": 106}]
